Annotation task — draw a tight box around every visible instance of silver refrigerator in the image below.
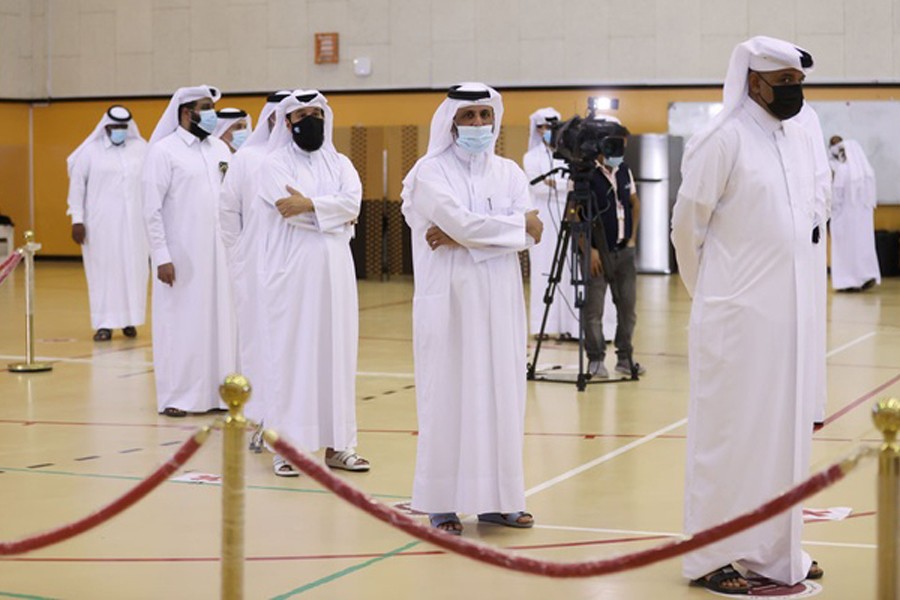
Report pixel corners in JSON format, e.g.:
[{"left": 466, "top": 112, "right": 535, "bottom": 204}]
[{"left": 624, "top": 134, "right": 683, "bottom": 274}]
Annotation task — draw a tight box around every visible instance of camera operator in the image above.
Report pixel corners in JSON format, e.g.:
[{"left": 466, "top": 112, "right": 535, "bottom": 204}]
[{"left": 584, "top": 118, "right": 645, "bottom": 378}]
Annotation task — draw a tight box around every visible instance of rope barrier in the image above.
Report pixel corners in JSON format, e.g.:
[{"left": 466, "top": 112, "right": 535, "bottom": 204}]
[
  {"left": 267, "top": 431, "right": 875, "bottom": 578},
  {"left": 0, "top": 250, "right": 22, "bottom": 287},
  {"left": 0, "top": 427, "right": 211, "bottom": 556}
]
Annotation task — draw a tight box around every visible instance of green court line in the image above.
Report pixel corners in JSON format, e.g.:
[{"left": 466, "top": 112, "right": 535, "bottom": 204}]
[
  {"left": 270, "top": 540, "right": 421, "bottom": 599},
  {"left": 0, "top": 591, "right": 60, "bottom": 600},
  {"left": 0, "top": 466, "right": 410, "bottom": 500}
]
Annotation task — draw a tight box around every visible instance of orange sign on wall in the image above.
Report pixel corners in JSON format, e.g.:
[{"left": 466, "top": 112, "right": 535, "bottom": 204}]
[{"left": 315, "top": 33, "right": 339, "bottom": 64}]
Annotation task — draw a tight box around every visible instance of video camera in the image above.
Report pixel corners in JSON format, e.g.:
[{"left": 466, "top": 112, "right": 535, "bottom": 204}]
[{"left": 547, "top": 100, "right": 628, "bottom": 170}]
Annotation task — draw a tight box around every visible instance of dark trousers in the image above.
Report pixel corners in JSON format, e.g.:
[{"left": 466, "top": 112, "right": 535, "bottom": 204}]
[{"left": 584, "top": 246, "right": 637, "bottom": 361}]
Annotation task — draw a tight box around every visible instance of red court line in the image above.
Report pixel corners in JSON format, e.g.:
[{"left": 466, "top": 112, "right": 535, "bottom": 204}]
[
  {"left": 0, "top": 534, "right": 668, "bottom": 563},
  {"left": 70, "top": 342, "right": 152, "bottom": 359},
  {"left": 821, "top": 372, "right": 900, "bottom": 428}
]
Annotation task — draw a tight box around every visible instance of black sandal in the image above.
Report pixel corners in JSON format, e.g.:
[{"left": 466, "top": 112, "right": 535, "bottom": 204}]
[
  {"left": 93, "top": 328, "right": 112, "bottom": 342},
  {"left": 122, "top": 326, "right": 137, "bottom": 338},
  {"left": 691, "top": 565, "right": 750, "bottom": 595},
  {"left": 428, "top": 513, "right": 462, "bottom": 535},
  {"left": 161, "top": 407, "right": 187, "bottom": 418},
  {"left": 807, "top": 560, "right": 824, "bottom": 580}
]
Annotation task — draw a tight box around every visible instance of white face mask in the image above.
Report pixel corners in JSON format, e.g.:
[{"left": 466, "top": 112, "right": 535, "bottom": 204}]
[{"left": 455, "top": 125, "right": 494, "bottom": 154}]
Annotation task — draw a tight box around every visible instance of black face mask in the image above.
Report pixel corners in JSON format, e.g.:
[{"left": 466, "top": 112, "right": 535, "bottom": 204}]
[
  {"left": 760, "top": 78, "right": 804, "bottom": 120},
  {"left": 291, "top": 116, "right": 325, "bottom": 152}
]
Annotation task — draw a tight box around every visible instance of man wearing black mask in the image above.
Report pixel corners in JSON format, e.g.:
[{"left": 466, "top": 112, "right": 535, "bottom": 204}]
[
  {"left": 255, "top": 90, "right": 370, "bottom": 477},
  {"left": 672, "top": 37, "right": 823, "bottom": 593}
]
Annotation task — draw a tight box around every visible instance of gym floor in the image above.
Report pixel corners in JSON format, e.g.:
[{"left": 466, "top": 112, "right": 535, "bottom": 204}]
[{"left": 0, "top": 261, "right": 896, "bottom": 599}]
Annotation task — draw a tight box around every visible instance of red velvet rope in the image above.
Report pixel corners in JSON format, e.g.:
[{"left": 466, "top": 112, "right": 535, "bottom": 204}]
[
  {"left": 0, "top": 430, "right": 207, "bottom": 555},
  {"left": 0, "top": 251, "right": 22, "bottom": 286},
  {"left": 271, "top": 435, "right": 855, "bottom": 578}
]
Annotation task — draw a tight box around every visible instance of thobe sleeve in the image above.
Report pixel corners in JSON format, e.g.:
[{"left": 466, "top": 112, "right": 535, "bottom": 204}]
[
  {"left": 468, "top": 164, "right": 534, "bottom": 263},
  {"left": 671, "top": 131, "right": 734, "bottom": 297},
  {"left": 66, "top": 151, "right": 90, "bottom": 225},
  {"left": 413, "top": 160, "right": 527, "bottom": 251},
  {"left": 219, "top": 156, "right": 244, "bottom": 249},
  {"left": 142, "top": 145, "right": 174, "bottom": 266},
  {"left": 308, "top": 155, "right": 362, "bottom": 232}
]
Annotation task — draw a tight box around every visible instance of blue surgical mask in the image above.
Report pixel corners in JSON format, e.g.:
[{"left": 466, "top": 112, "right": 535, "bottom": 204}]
[
  {"left": 542, "top": 129, "right": 552, "bottom": 145},
  {"left": 109, "top": 128, "right": 127, "bottom": 145},
  {"left": 197, "top": 109, "right": 218, "bottom": 134},
  {"left": 229, "top": 129, "right": 249, "bottom": 150},
  {"left": 455, "top": 125, "right": 494, "bottom": 154},
  {"left": 604, "top": 155, "right": 624, "bottom": 169}
]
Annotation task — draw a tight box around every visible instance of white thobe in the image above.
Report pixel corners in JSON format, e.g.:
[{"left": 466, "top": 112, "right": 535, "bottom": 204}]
[
  {"left": 67, "top": 138, "right": 149, "bottom": 329},
  {"left": 522, "top": 144, "right": 577, "bottom": 336},
  {"left": 142, "top": 128, "right": 237, "bottom": 413},
  {"left": 672, "top": 100, "right": 817, "bottom": 585},
  {"left": 257, "top": 144, "right": 362, "bottom": 451},
  {"left": 403, "top": 145, "right": 533, "bottom": 515},
  {"left": 830, "top": 156, "right": 881, "bottom": 290},
  {"left": 219, "top": 145, "right": 275, "bottom": 423}
]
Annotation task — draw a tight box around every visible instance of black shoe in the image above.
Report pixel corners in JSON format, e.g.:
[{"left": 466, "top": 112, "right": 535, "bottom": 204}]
[
  {"left": 123, "top": 326, "right": 137, "bottom": 338},
  {"left": 861, "top": 278, "right": 877, "bottom": 291},
  {"left": 93, "top": 328, "right": 112, "bottom": 342}
]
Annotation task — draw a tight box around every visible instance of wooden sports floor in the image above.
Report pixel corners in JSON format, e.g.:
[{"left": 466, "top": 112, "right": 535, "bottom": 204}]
[{"left": 0, "top": 261, "right": 897, "bottom": 599}]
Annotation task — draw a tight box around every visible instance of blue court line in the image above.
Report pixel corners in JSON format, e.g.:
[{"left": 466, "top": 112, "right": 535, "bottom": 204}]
[
  {"left": 270, "top": 540, "right": 421, "bottom": 599},
  {"left": 0, "top": 466, "right": 410, "bottom": 500},
  {"left": 0, "top": 591, "right": 60, "bottom": 600}
]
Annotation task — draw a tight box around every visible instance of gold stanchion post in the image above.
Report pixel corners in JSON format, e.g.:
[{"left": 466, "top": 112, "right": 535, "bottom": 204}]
[
  {"left": 220, "top": 374, "right": 251, "bottom": 600},
  {"left": 873, "top": 397, "right": 900, "bottom": 600},
  {"left": 9, "top": 231, "right": 52, "bottom": 373}
]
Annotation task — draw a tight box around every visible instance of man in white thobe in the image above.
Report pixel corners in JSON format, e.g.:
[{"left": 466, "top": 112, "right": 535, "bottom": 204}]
[
  {"left": 213, "top": 107, "right": 252, "bottom": 154},
  {"left": 672, "top": 37, "right": 823, "bottom": 592},
  {"left": 402, "top": 83, "right": 543, "bottom": 535},
  {"left": 523, "top": 107, "right": 578, "bottom": 341},
  {"left": 219, "top": 90, "right": 291, "bottom": 435},
  {"left": 256, "top": 90, "right": 370, "bottom": 477},
  {"left": 66, "top": 105, "right": 148, "bottom": 342},
  {"left": 828, "top": 136, "right": 881, "bottom": 292},
  {"left": 142, "top": 85, "right": 236, "bottom": 417}
]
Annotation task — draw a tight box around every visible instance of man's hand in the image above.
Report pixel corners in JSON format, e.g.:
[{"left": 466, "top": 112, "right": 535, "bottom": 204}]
[
  {"left": 157, "top": 263, "right": 176, "bottom": 287},
  {"left": 544, "top": 177, "right": 557, "bottom": 189},
  {"left": 525, "top": 210, "right": 543, "bottom": 244},
  {"left": 590, "top": 248, "right": 603, "bottom": 277},
  {"left": 425, "top": 225, "right": 460, "bottom": 250},
  {"left": 275, "top": 185, "right": 314, "bottom": 218},
  {"left": 71, "top": 224, "right": 86, "bottom": 245}
]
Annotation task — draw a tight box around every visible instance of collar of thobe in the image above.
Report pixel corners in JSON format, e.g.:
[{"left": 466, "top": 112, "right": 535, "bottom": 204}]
[
  {"left": 743, "top": 97, "right": 783, "bottom": 138},
  {"left": 451, "top": 143, "right": 490, "bottom": 170},
  {"left": 175, "top": 126, "right": 202, "bottom": 147}
]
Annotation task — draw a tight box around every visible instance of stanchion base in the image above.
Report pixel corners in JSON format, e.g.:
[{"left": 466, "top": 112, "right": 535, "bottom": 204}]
[{"left": 8, "top": 362, "right": 53, "bottom": 373}]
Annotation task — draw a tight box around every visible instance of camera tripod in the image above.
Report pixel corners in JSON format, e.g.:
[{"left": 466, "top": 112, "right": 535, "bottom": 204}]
[{"left": 526, "top": 166, "right": 641, "bottom": 391}]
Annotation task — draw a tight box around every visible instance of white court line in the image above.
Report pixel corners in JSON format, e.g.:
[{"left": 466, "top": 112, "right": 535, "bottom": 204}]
[
  {"left": 0, "top": 353, "right": 153, "bottom": 368},
  {"left": 524, "top": 418, "right": 688, "bottom": 497},
  {"left": 826, "top": 331, "right": 877, "bottom": 358}
]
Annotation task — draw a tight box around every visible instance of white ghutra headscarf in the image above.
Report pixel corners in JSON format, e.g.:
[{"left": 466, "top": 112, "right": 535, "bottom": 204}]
[
  {"left": 527, "top": 107, "right": 560, "bottom": 151},
  {"left": 66, "top": 105, "right": 144, "bottom": 176},
  {"left": 266, "top": 89, "right": 337, "bottom": 155},
  {"left": 684, "top": 36, "right": 814, "bottom": 161},
  {"left": 148, "top": 84, "right": 222, "bottom": 146},
  {"left": 401, "top": 82, "right": 504, "bottom": 202}
]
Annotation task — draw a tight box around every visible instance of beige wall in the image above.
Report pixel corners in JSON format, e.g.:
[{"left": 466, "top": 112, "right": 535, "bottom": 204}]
[{"left": 3, "top": 0, "right": 900, "bottom": 99}]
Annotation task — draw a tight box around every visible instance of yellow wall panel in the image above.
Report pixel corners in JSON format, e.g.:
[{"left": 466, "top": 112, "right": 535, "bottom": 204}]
[{"left": 0, "top": 103, "right": 30, "bottom": 248}]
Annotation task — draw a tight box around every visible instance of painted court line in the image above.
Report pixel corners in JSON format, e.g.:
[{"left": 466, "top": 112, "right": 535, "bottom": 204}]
[
  {"left": 524, "top": 417, "right": 689, "bottom": 497},
  {"left": 826, "top": 331, "right": 877, "bottom": 358}
]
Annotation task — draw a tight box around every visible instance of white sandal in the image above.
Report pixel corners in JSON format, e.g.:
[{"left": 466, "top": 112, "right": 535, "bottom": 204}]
[
  {"left": 272, "top": 455, "right": 300, "bottom": 477},
  {"left": 325, "top": 449, "right": 370, "bottom": 472}
]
